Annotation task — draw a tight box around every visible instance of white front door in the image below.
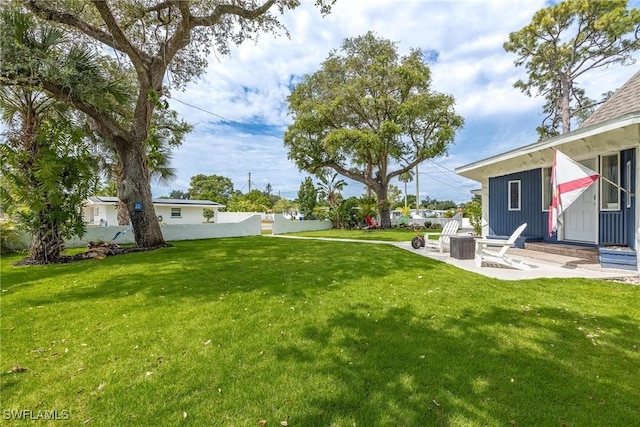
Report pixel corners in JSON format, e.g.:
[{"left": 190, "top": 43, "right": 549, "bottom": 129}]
[{"left": 563, "top": 158, "right": 597, "bottom": 243}]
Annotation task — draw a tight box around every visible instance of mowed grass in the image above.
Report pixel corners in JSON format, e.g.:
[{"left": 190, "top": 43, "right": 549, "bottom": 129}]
[
  {"left": 285, "top": 227, "right": 438, "bottom": 242},
  {"left": 1, "top": 236, "right": 639, "bottom": 426}
]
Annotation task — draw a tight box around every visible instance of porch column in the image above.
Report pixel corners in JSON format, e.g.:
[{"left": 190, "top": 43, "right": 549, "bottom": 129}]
[
  {"left": 481, "top": 178, "right": 489, "bottom": 238},
  {"left": 636, "top": 149, "right": 639, "bottom": 274}
]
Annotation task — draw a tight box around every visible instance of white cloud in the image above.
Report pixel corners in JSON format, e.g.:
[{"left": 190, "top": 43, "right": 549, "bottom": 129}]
[{"left": 155, "top": 0, "right": 640, "bottom": 204}]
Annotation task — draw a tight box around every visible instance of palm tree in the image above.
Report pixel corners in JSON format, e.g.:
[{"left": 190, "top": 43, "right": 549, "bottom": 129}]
[
  {"left": 398, "top": 169, "right": 415, "bottom": 208},
  {"left": 0, "top": 7, "right": 127, "bottom": 261},
  {"left": 317, "top": 169, "right": 348, "bottom": 228},
  {"left": 0, "top": 85, "right": 98, "bottom": 262}
]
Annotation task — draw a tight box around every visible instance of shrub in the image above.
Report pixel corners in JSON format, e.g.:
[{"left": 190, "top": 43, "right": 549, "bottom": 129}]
[
  {"left": 202, "top": 208, "right": 215, "bottom": 223},
  {"left": 0, "top": 221, "right": 26, "bottom": 254}
]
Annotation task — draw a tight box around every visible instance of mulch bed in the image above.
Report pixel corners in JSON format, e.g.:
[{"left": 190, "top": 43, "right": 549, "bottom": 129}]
[
  {"left": 12, "top": 241, "right": 171, "bottom": 266},
  {"left": 604, "top": 275, "right": 640, "bottom": 285}
]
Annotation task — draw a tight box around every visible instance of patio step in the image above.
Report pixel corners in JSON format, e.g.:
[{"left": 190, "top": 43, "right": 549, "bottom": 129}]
[{"left": 523, "top": 242, "right": 600, "bottom": 263}]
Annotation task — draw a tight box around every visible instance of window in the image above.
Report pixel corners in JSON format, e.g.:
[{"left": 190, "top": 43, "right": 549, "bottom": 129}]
[
  {"left": 600, "top": 154, "right": 619, "bottom": 210},
  {"left": 171, "top": 208, "right": 182, "bottom": 218},
  {"left": 541, "top": 167, "right": 552, "bottom": 211},
  {"left": 508, "top": 180, "right": 521, "bottom": 211}
]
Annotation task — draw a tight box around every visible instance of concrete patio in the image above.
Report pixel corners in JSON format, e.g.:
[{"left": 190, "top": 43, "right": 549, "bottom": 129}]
[
  {"left": 394, "top": 241, "right": 638, "bottom": 281},
  {"left": 271, "top": 234, "right": 639, "bottom": 282}
]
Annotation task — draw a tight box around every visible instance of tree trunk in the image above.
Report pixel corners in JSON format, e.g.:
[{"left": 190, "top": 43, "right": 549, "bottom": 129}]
[
  {"left": 116, "top": 199, "right": 131, "bottom": 225},
  {"left": 116, "top": 140, "right": 165, "bottom": 248},
  {"left": 379, "top": 202, "right": 391, "bottom": 229},
  {"left": 113, "top": 164, "right": 131, "bottom": 225},
  {"left": 30, "top": 211, "right": 65, "bottom": 263},
  {"left": 561, "top": 74, "right": 571, "bottom": 134},
  {"left": 374, "top": 186, "right": 392, "bottom": 229}
]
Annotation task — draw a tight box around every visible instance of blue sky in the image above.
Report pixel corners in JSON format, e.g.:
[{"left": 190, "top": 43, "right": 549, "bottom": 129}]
[{"left": 159, "top": 0, "right": 640, "bottom": 204}]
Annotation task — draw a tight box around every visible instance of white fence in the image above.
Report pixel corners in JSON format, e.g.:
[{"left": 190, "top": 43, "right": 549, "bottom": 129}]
[
  {"left": 272, "top": 214, "right": 332, "bottom": 235},
  {"left": 10, "top": 215, "right": 262, "bottom": 249},
  {"left": 216, "top": 212, "right": 266, "bottom": 223}
]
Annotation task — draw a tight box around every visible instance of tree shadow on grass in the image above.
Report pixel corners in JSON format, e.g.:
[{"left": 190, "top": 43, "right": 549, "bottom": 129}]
[
  {"left": 15, "top": 237, "right": 444, "bottom": 306},
  {"left": 278, "top": 304, "right": 640, "bottom": 426}
]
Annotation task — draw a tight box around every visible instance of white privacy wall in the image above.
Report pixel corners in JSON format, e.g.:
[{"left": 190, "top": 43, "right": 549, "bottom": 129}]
[
  {"left": 57, "top": 215, "right": 262, "bottom": 248},
  {"left": 272, "top": 215, "right": 332, "bottom": 235}
]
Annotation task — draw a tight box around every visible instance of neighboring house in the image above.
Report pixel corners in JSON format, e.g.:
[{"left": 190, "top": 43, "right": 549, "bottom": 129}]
[
  {"left": 83, "top": 196, "right": 226, "bottom": 225},
  {"left": 456, "top": 69, "right": 639, "bottom": 268}
]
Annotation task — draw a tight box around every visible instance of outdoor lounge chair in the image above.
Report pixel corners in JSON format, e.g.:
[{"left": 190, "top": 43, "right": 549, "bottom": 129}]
[
  {"left": 365, "top": 215, "right": 379, "bottom": 229},
  {"left": 423, "top": 220, "right": 459, "bottom": 253},
  {"left": 474, "top": 223, "right": 530, "bottom": 270}
]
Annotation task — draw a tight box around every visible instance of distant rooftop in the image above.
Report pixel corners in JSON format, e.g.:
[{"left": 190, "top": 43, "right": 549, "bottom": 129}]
[{"left": 88, "top": 196, "right": 225, "bottom": 207}]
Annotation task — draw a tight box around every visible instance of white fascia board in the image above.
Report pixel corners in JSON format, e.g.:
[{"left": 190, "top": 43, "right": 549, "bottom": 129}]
[{"left": 456, "top": 113, "right": 640, "bottom": 182}]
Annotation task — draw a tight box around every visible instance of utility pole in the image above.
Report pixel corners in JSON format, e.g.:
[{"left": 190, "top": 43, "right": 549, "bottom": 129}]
[{"left": 415, "top": 164, "right": 420, "bottom": 216}]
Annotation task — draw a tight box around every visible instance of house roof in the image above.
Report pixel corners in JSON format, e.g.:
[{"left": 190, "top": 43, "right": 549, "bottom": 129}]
[
  {"left": 87, "top": 196, "right": 225, "bottom": 208},
  {"left": 580, "top": 68, "right": 640, "bottom": 128},
  {"left": 456, "top": 68, "right": 640, "bottom": 182},
  {"left": 456, "top": 111, "right": 640, "bottom": 181}
]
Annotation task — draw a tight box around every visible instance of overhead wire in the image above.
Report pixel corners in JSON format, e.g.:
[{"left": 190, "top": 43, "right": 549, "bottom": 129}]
[
  {"left": 169, "top": 96, "right": 285, "bottom": 140},
  {"left": 168, "top": 97, "right": 475, "bottom": 197}
]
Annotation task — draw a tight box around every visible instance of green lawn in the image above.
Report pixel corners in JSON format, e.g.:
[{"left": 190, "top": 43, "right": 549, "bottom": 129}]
[
  {"left": 1, "top": 236, "right": 639, "bottom": 426},
  {"left": 285, "top": 227, "right": 441, "bottom": 242}
]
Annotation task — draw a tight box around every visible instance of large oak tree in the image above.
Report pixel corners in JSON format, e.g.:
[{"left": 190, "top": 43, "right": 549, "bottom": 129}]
[
  {"left": 4, "top": 0, "right": 333, "bottom": 248},
  {"left": 504, "top": 0, "right": 640, "bottom": 139},
  {"left": 284, "top": 32, "right": 464, "bottom": 228}
]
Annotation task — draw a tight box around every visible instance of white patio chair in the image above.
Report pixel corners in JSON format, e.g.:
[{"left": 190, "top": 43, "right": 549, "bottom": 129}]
[
  {"left": 474, "top": 223, "right": 531, "bottom": 270},
  {"left": 424, "top": 220, "right": 460, "bottom": 253}
]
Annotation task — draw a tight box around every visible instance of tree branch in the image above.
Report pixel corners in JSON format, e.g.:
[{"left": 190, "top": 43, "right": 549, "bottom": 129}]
[
  {"left": 21, "top": 77, "right": 134, "bottom": 145},
  {"left": 145, "top": 1, "right": 179, "bottom": 14},
  {"left": 90, "top": 0, "right": 149, "bottom": 72},
  {"left": 191, "top": 0, "right": 278, "bottom": 27},
  {"left": 23, "top": 1, "right": 124, "bottom": 55}
]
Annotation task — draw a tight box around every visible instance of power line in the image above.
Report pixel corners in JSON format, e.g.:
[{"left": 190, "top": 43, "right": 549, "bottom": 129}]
[
  {"left": 170, "top": 96, "right": 475, "bottom": 195},
  {"left": 169, "top": 96, "right": 284, "bottom": 139}
]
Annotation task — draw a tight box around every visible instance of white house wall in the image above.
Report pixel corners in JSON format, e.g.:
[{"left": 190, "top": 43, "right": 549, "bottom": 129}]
[
  {"left": 83, "top": 203, "right": 118, "bottom": 226},
  {"left": 154, "top": 206, "right": 215, "bottom": 224},
  {"left": 84, "top": 203, "right": 220, "bottom": 225}
]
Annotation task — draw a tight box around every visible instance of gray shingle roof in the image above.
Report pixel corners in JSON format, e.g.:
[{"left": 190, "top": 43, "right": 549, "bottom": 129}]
[{"left": 580, "top": 68, "right": 640, "bottom": 128}]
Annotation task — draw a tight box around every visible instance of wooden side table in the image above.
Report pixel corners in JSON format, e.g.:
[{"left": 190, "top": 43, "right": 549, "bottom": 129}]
[{"left": 449, "top": 236, "right": 476, "bottom": 260}]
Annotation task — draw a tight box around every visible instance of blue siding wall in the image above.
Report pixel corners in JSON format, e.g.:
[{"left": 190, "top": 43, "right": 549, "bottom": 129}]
[
  {"left": 489, "top": 148, "right": 635, "bottom": 247},
  {"left": 600, "top": 148, "right": 636, "bottom": 246},
  {"left": 488, "top": 169, "right": 547, "bottom": 238},
  {"left": 599, "top": 211, "right": 625, "bottom": 245}
]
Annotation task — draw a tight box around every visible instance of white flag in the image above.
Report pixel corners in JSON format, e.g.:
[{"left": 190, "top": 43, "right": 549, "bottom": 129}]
[{"left": 548, "top": 150, "right": 599, "bottom": 236}]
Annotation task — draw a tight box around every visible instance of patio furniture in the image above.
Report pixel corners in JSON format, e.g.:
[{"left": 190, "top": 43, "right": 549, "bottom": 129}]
[
  {"left": 449, "top": 235, "right": 476, "bottom": 260},
  {"left": 474, "top": 223, "right": 531, "bottom": 270},
  {"left": 365, "top": 215, "right": 379, "bottom": 229},
  {"left": 424, "top": 220, "right": 460, "bottom": 253}
]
